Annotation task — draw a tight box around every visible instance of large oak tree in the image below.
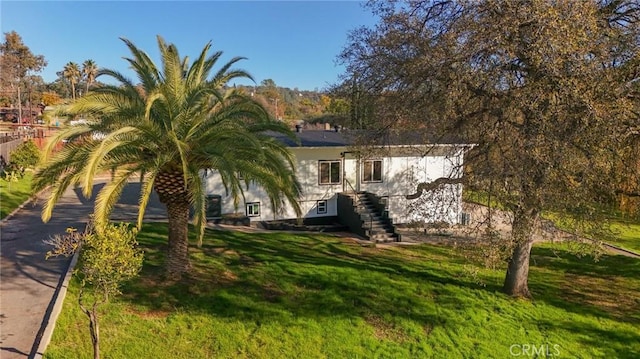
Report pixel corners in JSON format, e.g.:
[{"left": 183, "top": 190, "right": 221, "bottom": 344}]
[{"left": 339, "top": 0, "right": 640, "bottom": 297}]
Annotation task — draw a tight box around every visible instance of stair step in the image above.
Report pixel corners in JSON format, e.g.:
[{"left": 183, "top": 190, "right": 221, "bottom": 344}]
[
  {"left": 366, "top": 228, "right": 393, "bottom": 237},
  {"left": 355, "top": 207, "right": 377, "bottom": 213},
  {"left": 356, "top": 204, "right": 372, "bottom": 210},
  {"left": 360, "top": 216, "right": 383, "bottom": 222},
  {"left": 355, "top": 202, "right": 375, "bottom": 207},
  {"left": 342, "top": 191, "right": 400, "bottom": 243},
  {"left": 370, "top": 233, "right": 399, "bottom": 243}
]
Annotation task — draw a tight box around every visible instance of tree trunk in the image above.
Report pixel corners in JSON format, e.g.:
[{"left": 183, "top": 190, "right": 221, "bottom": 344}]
[
  {"left": 165, "top": 196, "right": 191, "bottom": 280},
  {"left": 503, "top": 206, "right": 538, "bottom": 298},
  {"left": 155, "top": 170, "right": 191, "bottom": 280},
  {"left": 17, "top": 85, "right": 22, "bottom": 124},
  {"left": 80, "top": 291, "right": 101, "bottom": 359},
  {"left": 89, "top": 308, "right": 100, "bottom": 359}
]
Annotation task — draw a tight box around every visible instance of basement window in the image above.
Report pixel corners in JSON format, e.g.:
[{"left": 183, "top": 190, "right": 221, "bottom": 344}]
[
  {"left": 317, "top": 200, "right": 327, "bottom": 214},
  {"left": 246, "top": 202, "right": 260, "bottom": 217}
]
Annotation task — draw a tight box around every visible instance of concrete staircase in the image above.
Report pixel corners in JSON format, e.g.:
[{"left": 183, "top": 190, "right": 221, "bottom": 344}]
[{"left": 341, "top": 192, "right": 401, "bottom": 243}]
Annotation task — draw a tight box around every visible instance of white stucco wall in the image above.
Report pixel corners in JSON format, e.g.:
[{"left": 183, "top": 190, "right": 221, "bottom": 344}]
[{"left": 204, "top": 144, "right": 466, "bottom": 224}]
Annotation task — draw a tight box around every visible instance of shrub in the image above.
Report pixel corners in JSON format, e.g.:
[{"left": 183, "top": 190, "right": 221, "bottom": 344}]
[
  {"left": 10, "top": 140, "right": 40, "bottom": 169},
  {"left": 46, "top": 223, "right": 143, "bottom": 359}
]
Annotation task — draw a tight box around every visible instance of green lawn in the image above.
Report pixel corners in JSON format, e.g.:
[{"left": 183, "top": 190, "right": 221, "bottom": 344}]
[
  {"left": 0, "top": 172, "right": 33, "bottom": 219},
  {"left": 45, "top": 224, "right": 640, "bottom": 358},
  {"left": 609, "top": 221, "right": 640, "bottom": 253},
  {"left": 464, "top": 190, "right": 640, "bottom": 254}
]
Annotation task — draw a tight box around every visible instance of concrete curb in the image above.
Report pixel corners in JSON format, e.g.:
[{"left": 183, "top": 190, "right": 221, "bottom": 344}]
[
  {"left": 31, "top": 241, "right": 81, "bottom": 359},
  {"left": 0, "top": 181, "right": 50, "bottom": 224},
  {"left": 1, "top": 193, "right": 40, "bottom": 224}
]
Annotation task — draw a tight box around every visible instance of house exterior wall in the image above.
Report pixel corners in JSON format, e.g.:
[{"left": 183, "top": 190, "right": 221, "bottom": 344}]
[
  {"left": 204, "top": 144, "right": 466, "bottom": 224},
  {"left": 357, "top": 146, "right": 464, "bottom": 224}
]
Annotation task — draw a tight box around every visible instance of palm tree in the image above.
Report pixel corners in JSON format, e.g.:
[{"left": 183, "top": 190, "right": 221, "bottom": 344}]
[
  {"left": 82, "top": 59, "right": 98, "bottom": 94},
  {"left": 63, "top": 61, "right": 81, "bottom": 100},
  {"left": 35, "top": 36, "right": 302, "bottom": 279}
]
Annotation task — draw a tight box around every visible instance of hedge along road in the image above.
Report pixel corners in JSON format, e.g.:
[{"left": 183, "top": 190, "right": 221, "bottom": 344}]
[{"left": 0, "top": 178, "right": 165, "bottom": 358}]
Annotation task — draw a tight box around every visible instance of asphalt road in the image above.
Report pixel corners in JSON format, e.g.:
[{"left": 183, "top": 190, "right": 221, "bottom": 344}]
[{"left": 0, "top": 180, "right": 165, "bottom": 358}]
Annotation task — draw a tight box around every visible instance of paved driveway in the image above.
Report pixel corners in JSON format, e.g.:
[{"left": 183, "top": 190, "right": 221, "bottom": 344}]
[{"left": 0, "top": 180, "right": 165, "bottom": 358}]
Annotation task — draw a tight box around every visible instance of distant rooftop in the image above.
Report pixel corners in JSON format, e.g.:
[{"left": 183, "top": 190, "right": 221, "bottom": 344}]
[{"left": 267, "top": 128, "right": 465, "bottom": 148}]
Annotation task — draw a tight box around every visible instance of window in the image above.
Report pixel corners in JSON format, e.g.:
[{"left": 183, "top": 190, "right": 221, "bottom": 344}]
[
  {"left": 246, "top": 202, "right": 260, "bottom": 217},
  {"left": 362, "top": 159, "right": 383, "bottom": 182},
  {"left": 317, "top": 200, "right": 327, "bottom": 214},
  {"left": 319, "top": 160, "right": 341, "bottom": 185}
]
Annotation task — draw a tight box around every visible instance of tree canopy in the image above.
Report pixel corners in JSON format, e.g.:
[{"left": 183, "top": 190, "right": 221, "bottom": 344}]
[
  {"left": 0, "top": 31, "right": 47, "bottom": 116},
  {"left": 0, "top": 31, "right": 46, "bottom": 88},
  {"left": 35, "top": 36, "right": 302, "bottom": 279},
  {"left": 339, "top": 0, "right": 640, "bottom": 297}
]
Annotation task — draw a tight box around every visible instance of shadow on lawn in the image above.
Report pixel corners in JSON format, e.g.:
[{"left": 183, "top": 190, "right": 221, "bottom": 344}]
[
  {"left": 536, "top": 318, "right": 640, "bottom": 359},
  {"left": 123, "top": 224, "right": 639, "bottom": 352},
  {"left": 123, "top": 226, "right": 499, "bottom": 329},
  {"left": 529, "top": 246, "right": 640, "bottom": 324}
]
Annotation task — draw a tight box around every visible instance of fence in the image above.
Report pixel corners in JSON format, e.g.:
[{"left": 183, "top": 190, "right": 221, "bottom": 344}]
[
  {"left": 0, "top": 135, "right": 25, "bottom": 163},
  {"left": 0, "top": 129, "right": 43, "bottom": 162}
]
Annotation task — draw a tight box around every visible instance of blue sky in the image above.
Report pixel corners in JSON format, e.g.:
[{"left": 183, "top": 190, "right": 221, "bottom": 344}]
[{"left": 1, "top": 1, "right": 377, "bottom": 91}]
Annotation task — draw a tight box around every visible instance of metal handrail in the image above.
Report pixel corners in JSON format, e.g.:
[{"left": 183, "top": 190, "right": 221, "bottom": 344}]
[
  {"left": 344, "top": 178, "right": 373, "bottom": 232},
  {"left": 343, "top": 177, "right": 359, "bottom": 200}
]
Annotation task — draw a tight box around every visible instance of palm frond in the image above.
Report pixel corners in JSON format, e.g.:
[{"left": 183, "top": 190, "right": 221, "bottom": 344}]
[
  {"left": 121, "top": 37, "right": 161, "bottom": 89},
  {"left": 81, "top": 126, "right": 140, "bottom": 197},
  {"left": 40, "top": 124, "right": 92, "bottom": 162},
  {"left": 41, "top": 171, "right": 83, "bottom": 222},
  {"left": 185, "top": 41, "right": 213, "bottom": 87},
  {"left": 93, "top": 167, "right": 139, "bottom": 229},
  {"left": 187, "top": 170, "right": 207, "bottom": 247},
  {"left": 136, "top": 168, "right": 159, "bottom": 230}
]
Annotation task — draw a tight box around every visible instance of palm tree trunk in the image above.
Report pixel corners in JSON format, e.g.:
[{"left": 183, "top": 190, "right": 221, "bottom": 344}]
[
  {"left": 155, "top": 170, "right": 191, "bottom": 280},
  {"left": 165, "top": 196, "right": 191, "bottom": 280},
  {"left": 503, "top": 206, "right": 538, "bottom": 298}
]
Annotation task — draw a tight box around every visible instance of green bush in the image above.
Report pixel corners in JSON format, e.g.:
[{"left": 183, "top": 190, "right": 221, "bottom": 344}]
[
  {"left": 79, "top": 223, "right": 144, "bottom": 296},
  {"left": 9, "top": 140, "right": 40, "bottom": 169},
  {"left": 46, "top": 223, "right": 144, "bottom": 359}
]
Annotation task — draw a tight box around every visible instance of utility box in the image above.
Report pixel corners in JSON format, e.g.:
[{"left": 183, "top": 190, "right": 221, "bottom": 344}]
[
  {"left": 459, "top": 212, "right": 471, "bottom": 225},
  {"left": 205, "top": 195, "right": 222, "bottom": 219}
]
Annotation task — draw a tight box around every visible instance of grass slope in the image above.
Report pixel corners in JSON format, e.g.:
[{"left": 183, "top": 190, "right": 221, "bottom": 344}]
[
  {"left": 45, "top": 225, "right": 640, "bottom": 358},
  {"left": 0, "top": 172, "right": 33, "bottom": 219},
  {"left": 609, "top": 221, "right": 640, "bottom": 253},
  {"left": 464, "top": 190, "right": 640, "bottom": 254}
]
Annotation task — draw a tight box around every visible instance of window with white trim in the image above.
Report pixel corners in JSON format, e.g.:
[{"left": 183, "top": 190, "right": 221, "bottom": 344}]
[
  {"left": 317, "top": 200, "right": 327, "bottom": 214},
  {"left": 246, "top": 202, "right": 260, "bottom": 217},
  {"left": 362, "top": 159, "right": 383, "bottom": 182},
  {"left": 319, "top": 160, "right": 341, "bottom": 185}
]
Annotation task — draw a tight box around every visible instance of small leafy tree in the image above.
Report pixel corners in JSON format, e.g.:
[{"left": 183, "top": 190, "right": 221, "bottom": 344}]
[
  {"left": 10, "top": 139, "right": 40, "bottom": 169},
  {"left": 46, "top": 223, "right": 143, "bottom": 359}
]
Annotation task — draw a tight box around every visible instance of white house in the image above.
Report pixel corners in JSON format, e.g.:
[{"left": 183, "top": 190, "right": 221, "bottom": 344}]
[{"left": 203, "top": 127, "right": 470, "bottom": 241}]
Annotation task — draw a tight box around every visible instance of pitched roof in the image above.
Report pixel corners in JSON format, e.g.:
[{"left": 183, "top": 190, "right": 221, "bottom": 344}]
[{"left": 267, "top": 129, "right": 464, "bottom": 148}]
